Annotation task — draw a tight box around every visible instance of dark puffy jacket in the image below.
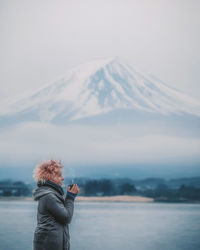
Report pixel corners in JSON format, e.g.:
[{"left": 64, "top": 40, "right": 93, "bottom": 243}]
[{"left": 33, "top": 180, "right": 75, "bottom": 250}]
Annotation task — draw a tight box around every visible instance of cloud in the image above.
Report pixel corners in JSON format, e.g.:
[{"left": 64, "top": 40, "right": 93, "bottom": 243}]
[{"left": 0, "top": 122, "right": 199, "bottom": 168}]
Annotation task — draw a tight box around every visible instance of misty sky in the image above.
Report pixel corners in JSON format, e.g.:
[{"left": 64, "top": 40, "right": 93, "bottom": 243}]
[
  {"left": 0, "top": 122, "right": 199, "bottom": 173},
  {"left": 1, "top": 0, "right": 200, "bottom": 103}
]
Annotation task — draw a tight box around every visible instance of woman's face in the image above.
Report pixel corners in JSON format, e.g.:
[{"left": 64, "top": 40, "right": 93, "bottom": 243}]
[{"left": 54, "top": 167, "right": 64, "bottom": 186}]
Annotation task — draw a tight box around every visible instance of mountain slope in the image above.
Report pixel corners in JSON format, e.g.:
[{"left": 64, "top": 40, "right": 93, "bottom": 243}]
[{"left": 1, "top": 57, "right": 200, "bottom": 124}]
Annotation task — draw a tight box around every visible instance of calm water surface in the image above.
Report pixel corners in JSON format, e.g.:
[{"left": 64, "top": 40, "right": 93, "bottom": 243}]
[{"left": 0, "top": 201, "right": 199, "bottom": 250}]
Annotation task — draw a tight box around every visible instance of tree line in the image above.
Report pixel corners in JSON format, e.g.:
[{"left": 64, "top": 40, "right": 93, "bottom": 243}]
[{"left": 0, "top": 178, "right": 200, "bottom": 202}]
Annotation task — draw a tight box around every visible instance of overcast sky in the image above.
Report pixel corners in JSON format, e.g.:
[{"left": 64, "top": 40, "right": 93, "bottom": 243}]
[{"left": 1, "top": 0, "right": 200, "bottom": 103}]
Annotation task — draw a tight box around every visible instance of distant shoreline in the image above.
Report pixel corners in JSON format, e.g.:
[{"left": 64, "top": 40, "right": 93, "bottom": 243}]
[
  {"left": 0, "top": 195, "right": 153, "bottom": 202},
  {"left": 1, "top": 196, "right": 200, "bottom": 203},
  {"left": 76, "top": 195, "right": 154, "bottom": 202}
]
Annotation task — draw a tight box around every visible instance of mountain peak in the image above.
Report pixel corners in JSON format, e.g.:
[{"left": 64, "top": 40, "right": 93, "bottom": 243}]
[{"left": 1, "top": 57, "right": 200, "bottom": 124}]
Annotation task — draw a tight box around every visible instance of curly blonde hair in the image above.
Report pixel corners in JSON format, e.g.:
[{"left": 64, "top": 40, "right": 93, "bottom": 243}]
[{"left": 33, "top": 159, "right": 63, "bottom": 184}]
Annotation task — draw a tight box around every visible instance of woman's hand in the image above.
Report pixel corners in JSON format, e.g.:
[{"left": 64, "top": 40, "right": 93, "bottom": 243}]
[{"left": 68, "top": 184, "right": 79, "bottom": 194}]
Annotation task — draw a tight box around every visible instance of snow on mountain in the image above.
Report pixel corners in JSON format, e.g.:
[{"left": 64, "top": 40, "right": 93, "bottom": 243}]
[{"left": 1, "top": 57, "right": 200, "bottom": 123}]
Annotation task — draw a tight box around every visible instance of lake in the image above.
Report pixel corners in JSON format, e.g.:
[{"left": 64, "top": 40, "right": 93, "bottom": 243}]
[{"left": 0, "top": 201, "right": 199, "bottom": 250}]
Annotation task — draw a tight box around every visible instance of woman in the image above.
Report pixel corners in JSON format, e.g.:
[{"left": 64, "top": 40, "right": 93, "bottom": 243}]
[{"left": 33, "top": 159, "right": 79, "bottom": 250}]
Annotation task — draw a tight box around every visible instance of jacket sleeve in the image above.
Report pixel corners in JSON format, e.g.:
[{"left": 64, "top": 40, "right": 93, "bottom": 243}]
[{"left": 45, "top": 193, "right": 74, "bottom": 224}]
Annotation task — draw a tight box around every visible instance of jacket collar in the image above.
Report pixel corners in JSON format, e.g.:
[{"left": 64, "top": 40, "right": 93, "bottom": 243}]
[{"left": 37, "top": 180, "right": 64, "bottom": 196}]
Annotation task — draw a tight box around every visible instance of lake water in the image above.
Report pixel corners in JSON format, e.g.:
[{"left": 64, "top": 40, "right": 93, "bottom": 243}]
[{"left": 0, "top": 201, "right": 199, "bottom": 250}]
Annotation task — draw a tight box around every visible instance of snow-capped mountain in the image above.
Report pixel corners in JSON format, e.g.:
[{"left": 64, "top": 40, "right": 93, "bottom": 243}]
[{"left": 1, "top": 57, "right": 200, "bottom": 124}]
